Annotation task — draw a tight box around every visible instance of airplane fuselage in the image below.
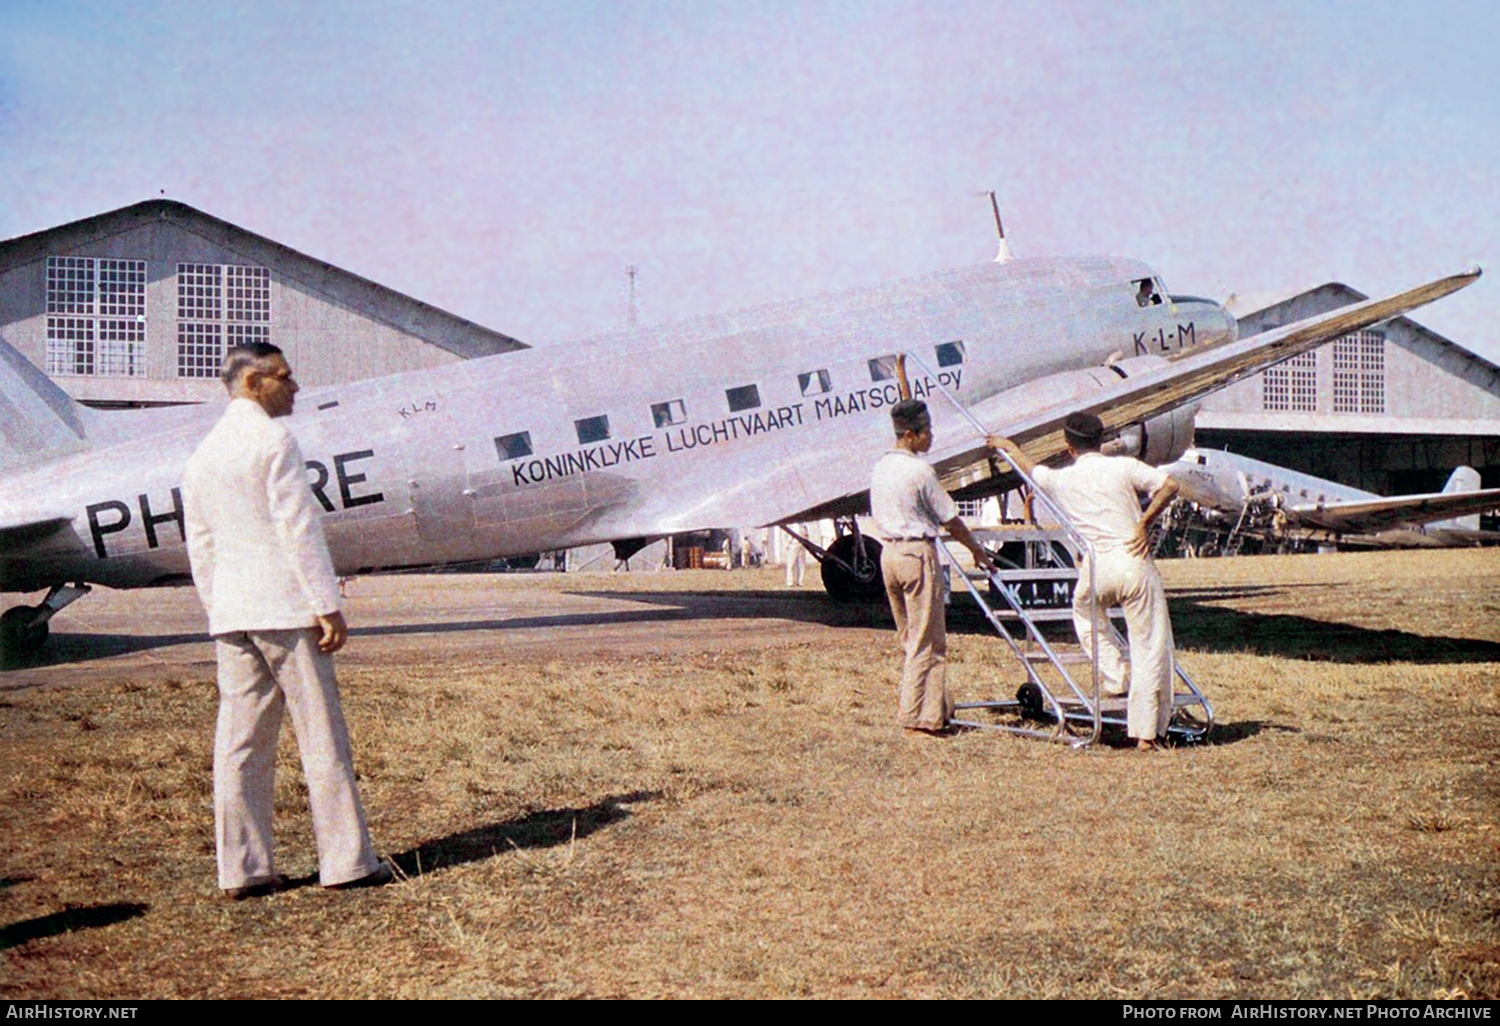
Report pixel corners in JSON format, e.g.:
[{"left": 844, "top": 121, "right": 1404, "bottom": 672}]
[
  {"left": 2, "top": 257, "right": 1234, "bottom": 594},
  {"left": 1162, "top": 447, "right": 1500, "bottom": 544}
]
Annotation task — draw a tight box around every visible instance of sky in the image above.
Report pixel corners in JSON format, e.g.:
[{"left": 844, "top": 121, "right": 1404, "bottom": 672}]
[{"left": 1, "top": 0, "right": 1496, "bottom": 359}]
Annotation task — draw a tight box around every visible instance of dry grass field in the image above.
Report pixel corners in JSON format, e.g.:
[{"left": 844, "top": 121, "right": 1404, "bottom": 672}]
[{"left": 2, "top": 548, "right": 1498, "bottom": 999}]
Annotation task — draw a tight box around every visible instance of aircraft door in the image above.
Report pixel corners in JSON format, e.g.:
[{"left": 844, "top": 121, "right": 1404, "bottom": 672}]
[{"left": 395, "top": 397, "right": 476, "bottom": 549}]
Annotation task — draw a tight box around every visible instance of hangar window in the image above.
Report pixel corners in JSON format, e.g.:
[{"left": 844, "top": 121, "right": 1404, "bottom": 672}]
[
  {"left": 177, "top": 322, "right": 223, "bottom": 378},
  {"left": 45, "top": 317, "right": 94, "bottom": 375},
  {"left": 575, "top": 415, "right": 611, "bottom": 445},
  {"left": 225, "top": 266, "right": 271, "bottom": 322},
  {"left": 935, "top": 341, "right": 966, "bottom": 367},
  {"left": 726, "top": 384, "right": 761, "bottom": 412},
  {"left": 45, "top": 256, "right": 146, "bottom": 376},
  {"left": 97, "top": 320, "right": 145, "bottom": 376},
  {"left": 494, "top": 432, "right": 534, "bottom": 461},
  {"left": 1332, "top": 330, "right": 1385, "bottom": 414},
  {"left": 178, "top": 264, "right": 223, "bottom": 319},
  {"left": 47, "top": 256, "right": 95, "bottom": 315},
  {"left": 652, "top": 399, "right": 687, "bottom": 427},
  {"left": 799, "top": 370, "right": 832, "bottom": 396},
  {"left": 226, "top": 323, "right": 271, "bottom": 347},
  {"left": 1262, "top": 351, "right": 1316, "bottom": 412},
  {"left": 177, "top": 263, "right": 271, "bottom": 378},
  {"left": 868, "top": 356, "right": 897, "bottom": 382}
]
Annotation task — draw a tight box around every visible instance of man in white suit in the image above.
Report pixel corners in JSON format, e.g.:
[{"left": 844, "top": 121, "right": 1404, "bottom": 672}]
[{"left": 183, "top": 342, "right": 389, "bottom": 898}]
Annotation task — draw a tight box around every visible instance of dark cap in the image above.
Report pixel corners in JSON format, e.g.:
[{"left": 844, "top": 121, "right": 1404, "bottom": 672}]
[
  {"left": 891, "top": 398, "right": 931, "bottom": 436},
  {"left": 1063, "top": 411, "right": 1104, "bottom": 450}
]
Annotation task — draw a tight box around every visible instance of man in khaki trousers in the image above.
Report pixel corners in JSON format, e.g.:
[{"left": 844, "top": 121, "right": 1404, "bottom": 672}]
[
  {"left": 870, "top": 399, "right": 995, "bottom": 736},
  {"left": 183, "top": 342, "right": 389, "bottom": 898}
]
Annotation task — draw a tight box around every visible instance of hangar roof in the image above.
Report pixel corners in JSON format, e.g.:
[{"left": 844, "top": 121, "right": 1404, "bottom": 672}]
[
  {"left": 1226, "top": 281, "right": 1500, "bottom": 386},
  {"left": 0, "top": 199, "right": 527, "bottom": 360},
  {"left": 1201, "top": 281, "right": 1500, "bottom": 436}
]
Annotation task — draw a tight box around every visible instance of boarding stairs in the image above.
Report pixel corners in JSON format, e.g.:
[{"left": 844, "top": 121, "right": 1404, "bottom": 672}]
[
  {"left": 900, "top": 352, "right": 1214, "bottom": 749},
  {"left": 937, "top": 531, "right": 1213, "bottom": 747}
]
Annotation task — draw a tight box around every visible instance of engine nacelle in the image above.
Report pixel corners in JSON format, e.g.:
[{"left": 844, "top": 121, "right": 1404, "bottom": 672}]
[
  {"left": 967, "top": 355, "right": 1198, "bottom": 467},
  {"left": 1098, "top": 356, "right": 1198, "bottom": 465}
]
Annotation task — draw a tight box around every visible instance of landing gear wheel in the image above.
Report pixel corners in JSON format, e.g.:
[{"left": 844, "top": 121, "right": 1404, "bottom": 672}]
[
  {"left": 820, "top": 534, "right": 885, "bottom": 603},
  {"left": 0, "top": 605, "right": 49, "bottom": 664}
]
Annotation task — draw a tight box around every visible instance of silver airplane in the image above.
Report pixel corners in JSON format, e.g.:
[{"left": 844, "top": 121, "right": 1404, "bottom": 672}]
[
  {"left": 1162, "top": 446, "right": 1500, "bottom": 547},
  {"left": 0, "top": 255, "right": 1480, "bottom": 657}
]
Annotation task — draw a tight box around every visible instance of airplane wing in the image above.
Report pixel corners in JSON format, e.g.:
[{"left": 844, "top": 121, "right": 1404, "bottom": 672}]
[
  {"left": 926, "top": 268, "right": 1482, "bottom": 488},
  {"left": 1286, "top": 488, "right": 1500, "bottom": 534},
  {"left": 766, "top": 267, "right": 1481, "bottom": 526}
]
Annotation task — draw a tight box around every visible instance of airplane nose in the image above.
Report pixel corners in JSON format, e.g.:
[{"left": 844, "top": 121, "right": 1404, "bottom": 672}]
[{"left": 1170, "top": 295, "right": 1239, "bottom": 350}]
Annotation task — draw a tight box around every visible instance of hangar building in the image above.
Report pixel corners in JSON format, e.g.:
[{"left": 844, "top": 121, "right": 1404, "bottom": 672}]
[
  {"left": 0, "top": 200, "right": 525, "bottom": 408},
  {"left": 1194, "top": 283, "right": 1500, "bottom": 500}
]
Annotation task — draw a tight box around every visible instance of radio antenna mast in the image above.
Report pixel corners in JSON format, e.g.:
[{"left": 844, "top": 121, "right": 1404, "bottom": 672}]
[{"left": 988, "top": 191, "right": 1013, "bottom": 263}]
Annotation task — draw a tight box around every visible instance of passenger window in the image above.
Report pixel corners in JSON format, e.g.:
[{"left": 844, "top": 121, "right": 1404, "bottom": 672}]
[
  {"left": 799, "top": 369, "right": 832, "bottom": 396},
  {"left": 935, "top": 341, "right": 966, "bottom": 367},
  {"left": 494, "top": 431, "right": 534, "bottom": 461},
  {"left": 868, "top": 356, "right": 897, "bottom": 382},
  {"left": 726, "top": 384, "right": 761, "bottom": 412},
  {"left": 575, "top": 415, "right": 611, "bottom": 445},
  {"left": 652, "top": 399, "right": 687, "bottom": 427}
]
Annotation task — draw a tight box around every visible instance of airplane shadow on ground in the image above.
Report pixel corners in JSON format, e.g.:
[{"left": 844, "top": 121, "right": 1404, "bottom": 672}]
[
  {"left": 0, "top": 902, "right": 148, "bottom": 951},
  {"left": 1164, "top": 587, "right": 1500, "bottom": 665},
  {"left": 10, "top": 581, "right": 1497, "bottom": 672},
  {"left": 1, "top": 592, "right": 875, "bottom": 674},
  {"left": 578, "top": 586, "right": 1500, "bottom": 666}
]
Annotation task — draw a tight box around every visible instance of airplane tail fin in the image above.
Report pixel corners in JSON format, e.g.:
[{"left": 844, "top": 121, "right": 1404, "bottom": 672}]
[
  {"left": 0, "top": 336, "right": 92, "bottom": 474},
  {"left": 1435, "top": 466, "right": 1483, "bottom": 530}
]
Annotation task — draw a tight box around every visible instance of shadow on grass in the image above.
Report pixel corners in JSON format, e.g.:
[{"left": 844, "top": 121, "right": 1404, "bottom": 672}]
[
  {"left": 1, "top": 592, "right": 874, "bottom": 674},
  {"left": 0, "top": 631, "right": 207, "bottom": 676},
  {"left": 0, "top": 903, "right": 148, "bottom": 951},
  {"left": 387, "top": 790, "right": 661, "bottom": 879},
  {"left": 1167, "top": 596, "right": 1500, "bottom": 664},
  {"left": 1203, "top": 720, "right": 1300, "bottom": 745},
  {"left": 12, "top": 577, "right": 1496, "bottom": 673}
]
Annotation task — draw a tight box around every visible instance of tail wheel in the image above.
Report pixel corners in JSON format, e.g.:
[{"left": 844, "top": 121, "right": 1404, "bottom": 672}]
[{"left": 820, "top": 534, "right": 885, "bottom": 603}]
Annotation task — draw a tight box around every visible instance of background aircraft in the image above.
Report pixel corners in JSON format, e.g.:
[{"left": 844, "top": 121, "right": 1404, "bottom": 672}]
[
  {"left": 0, "top": 255, "right": 1479, "bottom": 657},
  {"left": 1160, "top": 446, "right": 1500, "bottom": 552}
]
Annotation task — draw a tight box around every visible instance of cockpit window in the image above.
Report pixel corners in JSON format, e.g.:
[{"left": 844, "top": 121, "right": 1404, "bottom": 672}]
[{"left": 1133, "top": 277, "right": 1164, "bottom": 307}]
